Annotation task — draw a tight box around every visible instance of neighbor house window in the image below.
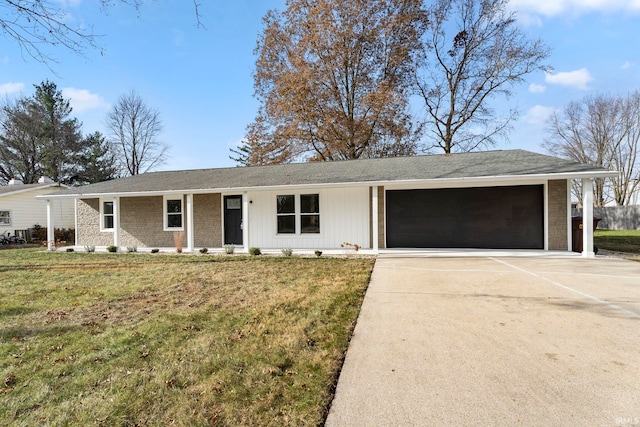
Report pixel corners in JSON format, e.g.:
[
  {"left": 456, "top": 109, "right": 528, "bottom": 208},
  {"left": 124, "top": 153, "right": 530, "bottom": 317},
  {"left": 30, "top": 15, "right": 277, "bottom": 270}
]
[
  {"left": 276, "top": 194, "right": 320, "bottom": 234},
  {"left": 277, "top": 195, "right": 295, "bottom": 234},
  {"left": 0, "top": 210, "right": 11, "bottom": 226},
  {"left": 300, "top": 194, "right": 320, "bottom": 234},
  {"left": 164, "top": 196, "right": 184, "bottom": 230},
  {"left": 101, "top": 201, "right": 114, "bottom": 231}
]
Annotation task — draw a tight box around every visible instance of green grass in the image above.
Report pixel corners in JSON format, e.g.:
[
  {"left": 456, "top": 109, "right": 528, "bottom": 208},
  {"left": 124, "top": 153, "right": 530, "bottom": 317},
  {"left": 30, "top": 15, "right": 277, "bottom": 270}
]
[
  {"left": 0, "top": 249, "right": 374, "bottom": 426},
  {"left": 595, "top": 230, "right": 640, "bottom": 254}
]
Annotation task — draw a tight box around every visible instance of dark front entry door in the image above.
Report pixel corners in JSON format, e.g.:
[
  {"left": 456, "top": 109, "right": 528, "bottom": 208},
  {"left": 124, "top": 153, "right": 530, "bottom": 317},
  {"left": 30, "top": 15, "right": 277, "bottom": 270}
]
[{"left": 224, "top": 195, "right": 243, "bottom": 245}]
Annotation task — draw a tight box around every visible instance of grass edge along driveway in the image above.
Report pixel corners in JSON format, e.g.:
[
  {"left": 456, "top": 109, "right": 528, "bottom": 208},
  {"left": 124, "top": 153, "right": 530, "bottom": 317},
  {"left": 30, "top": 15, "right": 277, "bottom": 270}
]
[{"left": 0, "top": 249, "right": 374, "bottom": 426}]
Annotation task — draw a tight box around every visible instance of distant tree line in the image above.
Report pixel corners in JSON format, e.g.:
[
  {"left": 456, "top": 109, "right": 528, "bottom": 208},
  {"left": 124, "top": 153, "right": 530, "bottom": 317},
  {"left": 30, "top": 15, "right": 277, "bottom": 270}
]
[{"left": 0, "top": 81, "right": 167, "bottom": 185}]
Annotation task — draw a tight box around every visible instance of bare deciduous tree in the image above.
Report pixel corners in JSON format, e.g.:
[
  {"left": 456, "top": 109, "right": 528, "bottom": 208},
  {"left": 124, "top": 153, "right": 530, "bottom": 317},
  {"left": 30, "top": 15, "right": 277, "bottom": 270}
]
[
  {"left": 1, "top": 0, "right": 203, "bottom": 64},
  {"left": 417, "top": 0, "right": 550, "bottom": 153},
  {"left": 545, "top": 92, "right": 640, "bottom": 206},
  {"left": 232, "top": 0, "right": 428, "bottom": 166},
  {"left": 106, "top": 91, "right": 167, "bottom": 176}
]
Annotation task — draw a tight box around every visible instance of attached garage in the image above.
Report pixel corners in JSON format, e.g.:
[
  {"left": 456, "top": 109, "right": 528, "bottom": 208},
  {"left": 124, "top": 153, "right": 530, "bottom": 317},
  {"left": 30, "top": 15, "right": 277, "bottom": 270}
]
[{"left": 386, "top": 185, "right": 544, "bottom": 249}]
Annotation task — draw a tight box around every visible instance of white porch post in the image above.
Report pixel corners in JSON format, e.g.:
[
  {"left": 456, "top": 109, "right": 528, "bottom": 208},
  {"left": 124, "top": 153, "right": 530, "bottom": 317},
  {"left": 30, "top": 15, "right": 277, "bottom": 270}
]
[
  {"left": 567, "top": 180, "right": 573, "bottom": 252},
  {"left": 582, "top": 178, "right": 595, "bottom": 257},
  {"left": 46, "top": 199, "right": 54, "bottom": 251},
  {"left": 242, "top": 192, "right": 249, "bottom": 253},
  {"left": 113, "top": 197, "right": 121, "bottom": 250},
  {"left": 186, "top": 193, "right": 194, "bottom": 252},
  {"left": 372, "top": 186, "right": 379, "bottom": 254}
]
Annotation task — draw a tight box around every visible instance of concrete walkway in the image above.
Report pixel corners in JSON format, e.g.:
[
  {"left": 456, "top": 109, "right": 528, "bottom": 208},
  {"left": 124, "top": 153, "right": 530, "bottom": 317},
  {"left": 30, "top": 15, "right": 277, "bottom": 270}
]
[{"left": 325, "top": 256, "right": 640, "bottom": 426}]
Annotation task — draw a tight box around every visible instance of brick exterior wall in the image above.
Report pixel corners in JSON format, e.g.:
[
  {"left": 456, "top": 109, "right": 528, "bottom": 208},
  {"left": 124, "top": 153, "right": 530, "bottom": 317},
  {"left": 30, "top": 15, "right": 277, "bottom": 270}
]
[
  {"left": 77, "top": 198, "right": 114, "bottom": 246},
  {"left": 548, "top": 180, "right": 568, "bottom": 250},
  {"left": 194, "top": 194, "right": 222, "bottom": 247},
  {"left": 77, "top": 194, "right": 223, "bottom": 249}
]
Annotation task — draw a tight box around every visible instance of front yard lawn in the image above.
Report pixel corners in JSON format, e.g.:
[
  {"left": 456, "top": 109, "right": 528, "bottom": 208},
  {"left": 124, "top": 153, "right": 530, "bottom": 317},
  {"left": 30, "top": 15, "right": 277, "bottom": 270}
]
[
  {"left": 595, "top": 229, "right": 640, "bottom": 254},
  {"left": 0, "top": 249, "right": 374, "bottom": 426}
]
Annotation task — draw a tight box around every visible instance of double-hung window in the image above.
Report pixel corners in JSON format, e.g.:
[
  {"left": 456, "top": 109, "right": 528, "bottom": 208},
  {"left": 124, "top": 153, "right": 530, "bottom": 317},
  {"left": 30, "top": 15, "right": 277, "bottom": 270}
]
[
  {"left": 0, "top": 210, "right": 11, "bottom": 226},
  {"left": 276, "top": 194, "right": 320, "bottom": 234},
  {"left": 101, "top": 201, "right": 114, "bottom": 231},
  {"left": 277, "top": 195, "right": 296, "bottom": 234},
  {"left": 300, "top": 194, "right": 320, "bottom": 234},
  {"left": 164, "top": 196, "right": 184, "bottom": 230}
]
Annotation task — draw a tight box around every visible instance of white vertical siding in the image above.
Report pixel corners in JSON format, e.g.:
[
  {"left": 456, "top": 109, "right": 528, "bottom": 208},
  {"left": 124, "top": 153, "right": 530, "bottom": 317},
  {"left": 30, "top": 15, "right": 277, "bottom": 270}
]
[
  {"left": 247, "top": 186, "right": 370, "bottom": 249},
  {"left": 0, "top": 188, "right": 75, "bottom": 232}
]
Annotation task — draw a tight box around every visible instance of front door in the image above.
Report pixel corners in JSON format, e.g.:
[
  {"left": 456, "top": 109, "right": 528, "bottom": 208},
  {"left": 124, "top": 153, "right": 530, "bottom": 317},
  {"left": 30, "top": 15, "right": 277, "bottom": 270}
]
[{"left": 224, "top": 195, "right": 243, "bottom": 245}]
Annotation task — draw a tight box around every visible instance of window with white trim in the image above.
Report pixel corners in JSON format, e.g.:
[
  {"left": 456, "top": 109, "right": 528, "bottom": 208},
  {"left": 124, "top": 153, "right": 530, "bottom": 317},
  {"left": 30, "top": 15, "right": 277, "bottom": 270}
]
[
  {"left": 276, "top": 194, "right": 320, "bottom": 234},
  {"left": 100, "top": 200, "right": 114, "bottom": 231},
  {"left": 0, "top": 210, "right": 11, "bottom": 226},
  {"left": 277, "top": 195, "right": 295, "bottom": 234},
  {"left": 300, "top": 194, "right": 320, "bottom": 233},
  {"left": 164, "top": 196, "right": 184, "bottom": 230}
]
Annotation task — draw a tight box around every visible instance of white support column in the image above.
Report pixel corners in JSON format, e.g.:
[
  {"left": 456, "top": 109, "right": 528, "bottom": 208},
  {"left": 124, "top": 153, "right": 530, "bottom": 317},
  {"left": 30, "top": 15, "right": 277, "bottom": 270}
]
[
  {"left": 582, "top": 178, "right": 595, "bottom": 258},
  {"left": 543, "top": 181, "right": 549, "bottom": 251},
  {"left": 242, "top": 192, "right": 250, "bottom": 253},
  {"left": 372, "top": 186, "right": 379, "bottom": 254},
  {"left": 186, "top": 194, "right": 194, "bottom": 252},
  {"left": 113, "top": 197, "right": 121, "bottom": 250},
  {"left": 46, "top": 199, "right": 54, "bottom": 251},
  {"left": 74, "top": 198, "right": 78, "bottom": 246},
  {"left": 567, "top": 180, "right": 573, "bottom": 252}
]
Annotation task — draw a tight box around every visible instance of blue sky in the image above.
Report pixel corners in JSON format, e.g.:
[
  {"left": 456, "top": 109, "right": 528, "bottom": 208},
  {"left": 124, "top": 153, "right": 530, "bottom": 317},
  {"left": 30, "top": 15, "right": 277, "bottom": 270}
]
[{"left": 1, "top": 0, "right": 639, "bottom": 172}]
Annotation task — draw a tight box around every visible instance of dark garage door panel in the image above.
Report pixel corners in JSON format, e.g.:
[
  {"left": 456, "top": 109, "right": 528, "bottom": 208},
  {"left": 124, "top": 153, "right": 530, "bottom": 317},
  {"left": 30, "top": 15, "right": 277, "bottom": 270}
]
[{"left": 386, "top": 186, "right": 544, "bottom": 249}]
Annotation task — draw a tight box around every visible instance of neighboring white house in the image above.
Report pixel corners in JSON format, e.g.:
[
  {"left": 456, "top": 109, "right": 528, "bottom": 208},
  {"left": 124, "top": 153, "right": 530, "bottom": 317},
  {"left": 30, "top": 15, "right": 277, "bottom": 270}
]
[{"left": 0, "top": 177, "right": 75, "bottom": 239}]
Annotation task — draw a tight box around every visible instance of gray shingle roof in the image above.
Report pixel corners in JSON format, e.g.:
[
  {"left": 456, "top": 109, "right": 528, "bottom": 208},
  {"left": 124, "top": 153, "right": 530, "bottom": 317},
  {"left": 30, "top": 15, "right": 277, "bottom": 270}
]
[{"left": 43, "top": 150, "right": 614, "bottom": 197}]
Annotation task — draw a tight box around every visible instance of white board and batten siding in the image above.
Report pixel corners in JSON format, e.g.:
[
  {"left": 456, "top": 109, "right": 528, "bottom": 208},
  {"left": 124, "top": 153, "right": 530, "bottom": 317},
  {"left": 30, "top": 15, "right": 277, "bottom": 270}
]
[
  {"left": 246, "top": 187, "right": 370, "bottom": 249},
  {"left": 0, "top": 188, "right": 75, "bottom": 232}
]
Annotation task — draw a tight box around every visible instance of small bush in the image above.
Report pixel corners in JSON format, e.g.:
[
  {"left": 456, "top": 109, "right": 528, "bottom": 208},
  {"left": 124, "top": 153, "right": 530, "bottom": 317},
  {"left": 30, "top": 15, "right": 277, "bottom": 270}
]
[
  {"left": 224, "top": 244, "right": 235, "bottom": 255},
  {"left": 84, "top": 245, "right": 95, "bottom": 253},
  {"left": 281, "top": 247, "right": 293, "bottom": 257},
  {"left": 66, "top": 248, "right": 74, "bottom": 252},
  {"left": 126, "top": 246, "right": 137, "bottom": 253},
  {"left": 314, "top": 250, "right": 323, "bottom": 257},
  {"left": 151, "top": 248, "right": 160, "bottom": 254},
  {"left": 249, "top": 247, "right": 262, "bottom": 256},
  {"left": 199, "top": 247, "right": 208, "bottom": 254},
  {"left": 106, "top": 245, "right": 118, "bottom": 253}
]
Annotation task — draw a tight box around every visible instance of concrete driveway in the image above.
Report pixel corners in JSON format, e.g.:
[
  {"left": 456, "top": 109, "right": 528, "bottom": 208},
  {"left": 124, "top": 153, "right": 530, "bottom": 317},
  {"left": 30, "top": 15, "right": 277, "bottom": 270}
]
[{"left": 325, "top": 256, "right": 640, "bottom": 426}]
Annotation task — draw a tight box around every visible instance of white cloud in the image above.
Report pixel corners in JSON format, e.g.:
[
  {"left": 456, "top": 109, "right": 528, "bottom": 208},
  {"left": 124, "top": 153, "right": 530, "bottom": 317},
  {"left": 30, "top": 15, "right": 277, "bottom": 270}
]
[
  {"left": 622, "top": 61, "right": 633, "bottom": 70},
  {"left": 510, "top": 0, "right": 640, "bottom": 16},
  {"left": 529, "top": 83, "right": 547, "bottom": 93},
  {"left": 62, "top": 88, "right": 109, "bottom": 113},
  {"left": 0, "top": 82, "right": 25, "bottom": 96},
  {"left": 545, "top": 68, "right": 594, "bottom": 90},
  {"left": 524, "top": 105, "right": 556, "bottom": 125}
]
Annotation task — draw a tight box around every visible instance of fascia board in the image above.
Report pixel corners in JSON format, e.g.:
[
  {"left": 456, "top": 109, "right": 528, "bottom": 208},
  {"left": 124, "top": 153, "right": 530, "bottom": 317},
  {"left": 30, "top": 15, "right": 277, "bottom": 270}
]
[{"left": 35, "top": 170, "right": 619, "bottom": 199}]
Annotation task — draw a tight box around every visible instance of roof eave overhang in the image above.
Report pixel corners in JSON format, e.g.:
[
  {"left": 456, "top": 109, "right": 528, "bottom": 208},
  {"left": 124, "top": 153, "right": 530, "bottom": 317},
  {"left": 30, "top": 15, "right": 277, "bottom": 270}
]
[{"left": 36, "top": 170, "right": 617, "bottom": 200}]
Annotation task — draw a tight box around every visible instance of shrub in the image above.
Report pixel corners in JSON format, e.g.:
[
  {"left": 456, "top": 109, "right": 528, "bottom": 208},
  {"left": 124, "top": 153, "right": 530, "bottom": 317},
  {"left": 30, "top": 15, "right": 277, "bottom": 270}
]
[
  {"left": 314, "top": 250, "right": 322, "bottom": 257},
  {"left": 151, "top": 248, "right": 160, "bottom": 254},
  {"left": 106, "top": 245, "right": 118, "bottom": 253},
  {"left": 199, "top": 247, "right": 208, "bottom": 254},
  {"left": 66, "top": 248, "right": 74, "bottom": 252},
  {"left": 249, "top": 247, "right": 262, "bottom": 256},
  {"left": 281, "top": 247, "right": 293, "bottom": 257},
  {"left": 224, "top": 244, "right": 235, "bottom": 255}
]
